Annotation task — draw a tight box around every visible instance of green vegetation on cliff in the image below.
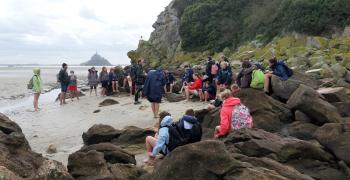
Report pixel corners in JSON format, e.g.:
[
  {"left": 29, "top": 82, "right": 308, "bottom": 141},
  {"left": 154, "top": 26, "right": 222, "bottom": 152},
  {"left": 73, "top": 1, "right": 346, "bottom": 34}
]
[{"left": 177, "top": 0, "right": 350, "bottom": 52}]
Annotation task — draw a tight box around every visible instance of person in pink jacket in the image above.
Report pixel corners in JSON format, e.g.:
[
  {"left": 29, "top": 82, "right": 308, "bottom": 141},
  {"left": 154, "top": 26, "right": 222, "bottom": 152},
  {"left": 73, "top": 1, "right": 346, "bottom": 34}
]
[{"left": 214, "top": 89, "right": 241, "bottom": 138}]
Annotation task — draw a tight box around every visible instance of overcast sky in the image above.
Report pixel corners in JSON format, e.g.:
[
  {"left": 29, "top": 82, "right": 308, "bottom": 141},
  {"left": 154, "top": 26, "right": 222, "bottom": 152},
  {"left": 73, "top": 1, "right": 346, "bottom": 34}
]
[{"left": 0, "top": 0, "right": 172, "bottom": 65}]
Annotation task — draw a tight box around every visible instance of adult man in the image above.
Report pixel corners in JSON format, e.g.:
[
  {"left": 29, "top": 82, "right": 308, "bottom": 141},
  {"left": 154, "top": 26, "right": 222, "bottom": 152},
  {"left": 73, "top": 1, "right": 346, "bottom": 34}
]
[{"left": 58, "top": 63, "right": 69, "bottom": 105}]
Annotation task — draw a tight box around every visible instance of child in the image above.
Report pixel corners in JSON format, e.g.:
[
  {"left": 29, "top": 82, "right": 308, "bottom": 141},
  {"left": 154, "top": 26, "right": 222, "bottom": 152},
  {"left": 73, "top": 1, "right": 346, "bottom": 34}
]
[
  {"left": 236, "top": 60, "right": 253, "bottom": 88},
  {"left": 184, "top": 73, "right": 202, "bottom": 101},
  {"left": 178, "top": 109, "right": 202, "bottom": 143},
  {"left": 214, "top": 89, "right": 241, "bottom": 138},
  {"left": 144, "top": 111, "right": 172, "bottom": 165},
  {"left": 199, "top": 80, "right": 216, "bottom": 102},
  {"left": 68, "top": 70, "right": 79, "bottom": 101}
]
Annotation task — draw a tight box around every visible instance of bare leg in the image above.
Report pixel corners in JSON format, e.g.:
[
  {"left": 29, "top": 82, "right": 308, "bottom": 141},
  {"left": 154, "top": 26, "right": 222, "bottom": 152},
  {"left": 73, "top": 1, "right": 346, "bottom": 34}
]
[
  {"left": 185, "top": 87, "right": 190, "bottom": 101},
  {"left": 199, "top": 90, "right": 204, "bottom": 101},
  {"left": 151, "top": 103, "right": 156, "bottom": 117},
  {"left": 154, "top": 103, "right": 160, "bottom": 118},
  {"left": 90, "top": 87, "right": 92, "bottom": 96},
  {"left": 204, "top": 92, "right": 209, "bottom": 102},
  {"left": 33, "top": 93, "right": 40, "bottom": 111},
  {"left": 264, "top": 74, "right": 272, "bottom": 93},
  {"left": 76, "top": 91, "right": 80, "bottom": 100},
  {"left": 116, "top": 81, "right": 119, "bottom": 93},
  {"left": 94, "top": 87, "right": 97, "bottom": 96},
  {"left": 214, "top": 126, "right": 221, "bottom": 138},
  {"left": 60, "top": 92, "right": 65, "bottom": 105},
  {"left": 170, "top": 84, "right": 173, "bottom": 93},
  {"left": 144, "top": 136, "right": 157, "bottom": 163}
]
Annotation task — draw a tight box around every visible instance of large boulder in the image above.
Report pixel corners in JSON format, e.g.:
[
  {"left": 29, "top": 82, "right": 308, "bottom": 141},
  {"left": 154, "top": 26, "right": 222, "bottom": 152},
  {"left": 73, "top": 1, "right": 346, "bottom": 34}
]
[
  {"left": 111, "top": 126, "right": 155, "bottom": 146},
  {"left": 223, "top": 128, "right": 348, "bottom": 180},
  {"left": 99, "top": 99, "right": 119, "bottom": 107},
  {"left": 283, "top": 121, "right": 318, "bottom": 140},
  {"left": 235, "top": 88, "right": 293, "bottom": 132},
  {"left": 287, "top": 85, "right": 343, "bottom": 125},
  {"left": 317, "top": 87, "right": 350, "bottom": 103},
  {"left": 165, "top": 93, "right": 185, "bottom": 102},
  {"left": 333, "top": 102, "right": 350, "bottom": 117},
  {"left": 82, "top": 124, "right": 122, "bottom": 145},
  {"left": 141, "top": 140, "right": 312, "bottom": 180},
  {"left": 314, "top": 123, "right": 350, "bottom": 165},
  {"left": 195, "top": 108, "right": 220, "bottom": 129},
  {"left": 0, "top": 113, "right": 72, "bottom": 179},
  {"left": 109, "top": 164, "right": 146, "bottom": 180},
  {"left": 271, "top": 72, "right": 320, "bottom": 101}
]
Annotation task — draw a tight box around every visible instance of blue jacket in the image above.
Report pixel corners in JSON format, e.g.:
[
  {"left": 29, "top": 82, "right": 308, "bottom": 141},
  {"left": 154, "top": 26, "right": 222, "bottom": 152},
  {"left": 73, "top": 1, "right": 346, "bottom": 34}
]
[
  {"left": 152, "top": 116, "right": 173, "bottom": 156},
  {"left": 218, "top": 68, "right": 232, "bottom": 85},
  {"left": 143, "top": 69, "right": 165, "bottom": 101},
  {"left": 179, "top": 115, "right": 198, "bottom": 130},
  {"left": 272, "top": 61, "right": 293, "bottom": 81}
]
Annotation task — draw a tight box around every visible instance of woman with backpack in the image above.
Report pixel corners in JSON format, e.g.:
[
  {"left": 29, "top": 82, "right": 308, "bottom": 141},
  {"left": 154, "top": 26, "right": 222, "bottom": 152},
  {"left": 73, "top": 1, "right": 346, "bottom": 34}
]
[
  {"left": 99, "top": 67, "right": 109, "bottom": 96},
  {"left": 31, "top": 68, "right": 43, "bottom": 112},
  {"left": 216, "top": 61, "right": 232, "bottom": 95},
  {"left": 236, "top": 60, "right": 253, "bottom": 88},
  {"left": 264, "top": 58, "right": 293, "bottom": 95},
  {"left": 144, "top": 111, "right": 172, "bottom": 165}
]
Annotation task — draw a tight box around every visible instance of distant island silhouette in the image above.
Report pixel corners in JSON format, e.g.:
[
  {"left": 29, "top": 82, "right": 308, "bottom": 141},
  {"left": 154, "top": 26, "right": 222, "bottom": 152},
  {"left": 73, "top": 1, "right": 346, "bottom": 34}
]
[{"left": 81, "top": 52, "right": 112, "bottom": 66}]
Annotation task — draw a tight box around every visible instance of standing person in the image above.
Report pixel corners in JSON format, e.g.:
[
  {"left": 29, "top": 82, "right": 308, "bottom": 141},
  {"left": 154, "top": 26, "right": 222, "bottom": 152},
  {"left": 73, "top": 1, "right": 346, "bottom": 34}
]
[
  {"left": 68, "top": 70, "right": 79, "bottom": 101},
  {"left": 114, "top": 66, "right": 123, "bottom": 93},
  {"left": 264, "top": 58, "right": 293, "bottom": 95},
  {"left": 99, "top": 66, "right": 109, "bottom": 96},
  {"left": 143, "top": 68, "right": 166, "bottom": 118},
  {"left": 216, "top": 61, "right": 232, "bottom": 94},
  {"left": 236, "top": 60, "right": 253, "bottom": 88},
  {"left": 88, "top": 67, "right": 99, "bottom": 96},
  {"left": 206, "top": 56, "right": 219, "bottom": 81},
  {"left": 58, "top": 63, "right": 69, "bottom": 105},
  {"left": 184, "top": 73, "right": 202, "bottom": 101},
  {"left": 31, "top": 68, "right": 43, "bottom": 111},
  {"left": 164, "top": 70, "right": 175, "bottom": 93},
  {"left": 109, "top": 67, "right": 117, "bottom": 93},
  {"left": 133, "top": 59, "right": 145, "bottom": 105},
  {"left": 123, "top": 66, "right": 133, "bottom": 96}
]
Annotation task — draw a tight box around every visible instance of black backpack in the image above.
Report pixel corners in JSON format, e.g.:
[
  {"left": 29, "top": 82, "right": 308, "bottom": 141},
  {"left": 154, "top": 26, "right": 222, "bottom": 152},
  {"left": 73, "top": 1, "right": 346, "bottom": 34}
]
[
  {"left": 165, "top": 123, "right": 188, "bottom": 152},
  {"left": 185, "top": 122, "right": 202, "bottom": 143}
]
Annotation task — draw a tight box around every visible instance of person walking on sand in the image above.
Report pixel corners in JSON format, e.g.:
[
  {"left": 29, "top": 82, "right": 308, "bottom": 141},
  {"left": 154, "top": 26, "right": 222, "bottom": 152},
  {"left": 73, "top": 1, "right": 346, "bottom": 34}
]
[
  {"left": 143, "top": 68, "right": 166, "bottom": 118},
  {"left": 133, "top": 58, "right": 146, "bottom": 104},
  {"left": 58, "top": 63, "right": 69, "bottom": 105},
  {"left": 88, "top": 67, "right": 99, "bottom": 96},
  {"left": 31, "top": 68, "right": 43, "bottom": 111},
  {"left": 99, "top": 66, "right": 109, "bottom": 96},
  {"left": 68, "top": 70, "right": 79, "bottom": 101}
]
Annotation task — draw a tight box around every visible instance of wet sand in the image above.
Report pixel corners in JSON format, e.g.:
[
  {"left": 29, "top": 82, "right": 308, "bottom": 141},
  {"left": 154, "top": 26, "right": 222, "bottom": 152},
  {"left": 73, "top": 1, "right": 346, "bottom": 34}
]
[{"left": 4, "top": 89, "right": 207, "bottom": 165}]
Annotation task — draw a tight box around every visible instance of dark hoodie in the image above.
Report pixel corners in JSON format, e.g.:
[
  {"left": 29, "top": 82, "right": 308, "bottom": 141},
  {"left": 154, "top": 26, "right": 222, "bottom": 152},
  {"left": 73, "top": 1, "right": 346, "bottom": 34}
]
[
  {"left": 236, "top": 67, "right": 254, "bottom": 88},
  {"left": 143, "top": 69, "right": 165, "bottom": 102},
  {"left": 271, "top": 61, "right": 293, "bottom": 81}
]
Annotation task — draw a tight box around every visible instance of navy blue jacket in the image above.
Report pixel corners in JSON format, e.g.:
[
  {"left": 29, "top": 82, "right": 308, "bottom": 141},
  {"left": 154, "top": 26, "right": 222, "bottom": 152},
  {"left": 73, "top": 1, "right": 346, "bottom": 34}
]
[
  {"left": 143, "top": 69, "right": 165, "bottom": 101},
  {"left": 272, "top": 61, "right": 293, "bottom": 81}
]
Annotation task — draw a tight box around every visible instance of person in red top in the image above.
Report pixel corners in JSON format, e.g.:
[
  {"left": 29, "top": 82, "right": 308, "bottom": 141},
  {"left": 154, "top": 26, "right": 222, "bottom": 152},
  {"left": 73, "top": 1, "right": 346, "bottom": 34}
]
[
  {"left": 184, "top": 73, "right": 202, "bottom": 101},
  {"left": 214, "top": 89, "right": 241, "bottom": 138}
]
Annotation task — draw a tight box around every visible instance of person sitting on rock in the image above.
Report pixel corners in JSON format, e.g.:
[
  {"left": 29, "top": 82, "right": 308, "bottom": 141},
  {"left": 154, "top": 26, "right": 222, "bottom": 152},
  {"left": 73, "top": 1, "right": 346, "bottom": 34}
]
[
  {"left": 208, "top": 84, "right": 240, "bottom": 110},
  {"left": 264, "top": 57, "right": 293, "bottom": 95},
  {"left": 199, "top": 79, "right": 216, "bottom": 102},
  {"left": 180, "top": 65, "right": 194, "bottom": 93},
  {"left": 178, "top": 109, "right": 202, "bottom": 143},
  {"left": 184, "top": 73, "right": 203, "bottom": 101},
  {"left": 214, "top": 89, "right": 241, "bottom": 138},
  {"left": 236, "top": 60, "right": 253, "bottom": 88},
  {"left": 144, "top": 111, "right": 172, "bottom": 165},
  {"left": 216, "top": 61, "right": 232, "bottom": 95}
]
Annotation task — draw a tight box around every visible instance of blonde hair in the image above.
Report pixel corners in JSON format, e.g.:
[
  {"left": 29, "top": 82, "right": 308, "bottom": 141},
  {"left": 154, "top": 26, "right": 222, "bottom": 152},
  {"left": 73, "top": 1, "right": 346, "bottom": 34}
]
[{"left": 220, "top": 89, "right": 232, "bottom": 100}]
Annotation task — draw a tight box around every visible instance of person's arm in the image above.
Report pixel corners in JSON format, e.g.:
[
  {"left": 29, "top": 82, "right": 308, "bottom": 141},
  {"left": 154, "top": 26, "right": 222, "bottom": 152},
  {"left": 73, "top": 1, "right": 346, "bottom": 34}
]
[
  {"left": 215, "top": 110, "right": 231, "bottom": 137},
  {"left": 236, "top": 70, "right": 243, "bottom": 87},
  {"left": 151, "top": 128, "right": 168, "bottom": 156}
]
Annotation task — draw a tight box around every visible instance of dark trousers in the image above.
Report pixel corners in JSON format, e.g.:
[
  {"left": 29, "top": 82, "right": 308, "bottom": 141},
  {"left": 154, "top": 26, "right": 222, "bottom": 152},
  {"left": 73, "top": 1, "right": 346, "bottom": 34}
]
[{"left": 134, "top": 85, "right": 144, "bottom": 102}]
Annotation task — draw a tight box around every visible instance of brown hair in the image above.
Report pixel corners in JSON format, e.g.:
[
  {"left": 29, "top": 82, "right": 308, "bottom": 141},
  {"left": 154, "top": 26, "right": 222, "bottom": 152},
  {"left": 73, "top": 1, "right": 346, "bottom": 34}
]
[
  {"left": 185, "top": 109, "right": 195, "bottom": 116},
  {"left": 242, "top": 60, "right": 252, "bottom": 68},
  {"left": 158, "top": 111, "right": 171, "bottom": 128},
  {"left": 269, "top": 57, "right": 277, "bottom": 65}
]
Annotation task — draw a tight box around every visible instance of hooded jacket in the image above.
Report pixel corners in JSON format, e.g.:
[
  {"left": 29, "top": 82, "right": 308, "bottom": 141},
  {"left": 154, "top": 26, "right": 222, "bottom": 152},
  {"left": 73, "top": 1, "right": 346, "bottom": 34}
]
[
  {"left": 88, "top": 71, "right": 99, "bottom": 86},
  {"left": 179, "top": 115, "right": 198, "bottom": 130},
  {"left": 272, "top": 61, "right": 293, "bottom": 81},
  {"left": 236, "top": 67, "right": 253, "bottom": 88},
  {"left": 217, "top": 68, "right": 232, "bottom": 85},
  {"left": 32, "top": 68, "right": 43, "bottom": 93},
  {"left": 188, "top": 78, "right": 202, "bottom": 90},
  {"left": 143, "top": 69, "right": 165, "bottom": 102},
  {"left": 216, "top": 97, "right": 241, "bottom": 137},
  {"left": 152, "top": 116, "right": 173, "bottom": 156}
]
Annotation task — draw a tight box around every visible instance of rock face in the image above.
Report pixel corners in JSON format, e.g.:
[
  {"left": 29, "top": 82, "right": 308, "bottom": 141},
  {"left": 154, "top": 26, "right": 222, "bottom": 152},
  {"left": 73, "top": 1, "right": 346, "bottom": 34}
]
[
  {"left": 223, "top": 128, "right": 349, "bottom": 180},
  {"left": 317, "top": 87, "right": 350, "bottom": 103},
  {"left": 0, "top": 113, "right": 72, "bottom": 179},
  {"left": 142, "top": 139, "right": 314, "bottom": 180},
  {"left": 80, "top": 52, "right": 112, "bottom": 66},
  {"left": 314, "top": 123, "right": 350, "bottom": 165},
  {"left": 148, "top": 0, "right": 181, "bottom": 59},
  {"left": 287, "top": 84, "right": 343, "bottom": 125},
  {"left": 165, "top": 93, "right": 185, "bottom": 102},
  {"left": 82, "top": 124, "right": 122, "bottom": 145},
  {"left": 235, "top": 88, "right": 293, "bottom": 132},
  {"left": 271, "top": 72, "right": 320, "bottom": 101}
]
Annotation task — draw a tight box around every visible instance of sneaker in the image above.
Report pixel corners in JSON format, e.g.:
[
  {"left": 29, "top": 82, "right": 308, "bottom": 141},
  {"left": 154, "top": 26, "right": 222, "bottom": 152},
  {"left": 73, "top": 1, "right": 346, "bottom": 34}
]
[{"left": 134, "top": 101, "right": 141, "bottom": 105}]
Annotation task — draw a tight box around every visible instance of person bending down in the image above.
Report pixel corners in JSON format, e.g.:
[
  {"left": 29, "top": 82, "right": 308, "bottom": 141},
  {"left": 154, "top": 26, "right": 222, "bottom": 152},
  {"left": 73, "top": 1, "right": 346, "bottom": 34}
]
[{"left": 144, "top": 112, "right": 172, "bottom": 165}]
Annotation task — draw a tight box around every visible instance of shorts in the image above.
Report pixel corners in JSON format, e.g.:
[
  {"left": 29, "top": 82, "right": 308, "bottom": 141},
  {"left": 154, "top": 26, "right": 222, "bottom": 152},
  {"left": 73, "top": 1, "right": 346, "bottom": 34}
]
[
  {"left": 190, "top": 90, "right": 199, "bottom": 96},
  {"left": 61, "top": 83, "right": 68, "bottom": 93},
  {"left": 101, "top": 81, "right": 109, "bottom": 88},
  {"left": 68, "top": 85, "right": 77, "bottom": 92},
  {"left": 147, "top": 97, "right": 162, "bottom": 103}
]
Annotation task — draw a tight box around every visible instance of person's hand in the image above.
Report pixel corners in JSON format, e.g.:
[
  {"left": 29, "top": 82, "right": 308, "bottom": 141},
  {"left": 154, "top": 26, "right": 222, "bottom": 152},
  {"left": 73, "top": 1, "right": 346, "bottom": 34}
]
[{"left": 214, "top": 134, "right": 219, "bottom": 139}]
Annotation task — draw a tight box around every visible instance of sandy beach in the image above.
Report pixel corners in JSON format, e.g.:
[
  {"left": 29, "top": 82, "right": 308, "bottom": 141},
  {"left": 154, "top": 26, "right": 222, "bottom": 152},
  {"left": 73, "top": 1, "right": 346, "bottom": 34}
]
[{"left": 1, "top": 83, "right": 207, "bottom": 165}]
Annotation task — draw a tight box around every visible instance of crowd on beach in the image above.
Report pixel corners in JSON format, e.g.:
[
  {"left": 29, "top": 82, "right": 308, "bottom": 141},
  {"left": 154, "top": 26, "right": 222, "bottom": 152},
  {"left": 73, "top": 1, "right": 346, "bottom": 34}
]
[{"left": 27, "top": 55, "right": 294, "bottom": 165}]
